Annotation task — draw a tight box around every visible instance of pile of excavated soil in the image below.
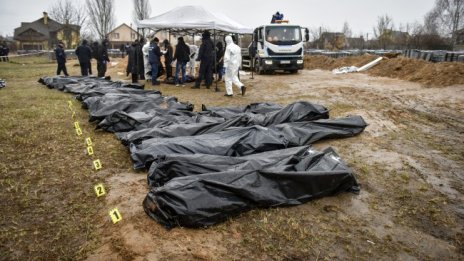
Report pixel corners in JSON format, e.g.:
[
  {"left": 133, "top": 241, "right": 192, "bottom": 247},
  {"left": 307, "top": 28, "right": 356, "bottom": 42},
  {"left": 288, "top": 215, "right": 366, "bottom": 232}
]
[{"left": 304, "top": 54, "right": 464, "bottom": 87}]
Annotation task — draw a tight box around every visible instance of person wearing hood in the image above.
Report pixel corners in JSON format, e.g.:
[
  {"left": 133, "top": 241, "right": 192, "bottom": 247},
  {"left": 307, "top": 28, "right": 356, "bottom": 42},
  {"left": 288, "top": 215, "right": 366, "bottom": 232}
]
[
  {"left": 142, "top": 38, "right": 152, "bottom": 81},
  {"left": 187, "top": 43, "right": 198, "bottom": 78},
  {"left": 96, "top": 38, "right": 110, "bottom": 77},
  {"left": 137, "top": 38, "right": 145, "bottom": 80},
  {"left": 223, "top": 35, "right": 246, "bottom": 97},
  {"left": 163, "top": 39, "right": 173, "bottom": 80},
  {"left": 193, "top": 30, "right": 214, "bottom": 89},
  {"left": 173, "top": 36, "right": 190, "bottom": 86},
  {"left": 75, "top": 39, "right": 92, "bottom": 76},
  {"left": 54, "top": 41, "right": 68, "bottom": 76},
  {"left": 126, "top": 40, "right": 139, "bottom": 83}
]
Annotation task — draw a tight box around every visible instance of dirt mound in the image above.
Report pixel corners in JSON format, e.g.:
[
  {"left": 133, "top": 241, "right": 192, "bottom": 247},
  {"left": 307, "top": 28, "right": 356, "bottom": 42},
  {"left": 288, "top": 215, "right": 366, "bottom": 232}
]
[{"left": 304, "top": 54, "right": 464, "bottom": 87}]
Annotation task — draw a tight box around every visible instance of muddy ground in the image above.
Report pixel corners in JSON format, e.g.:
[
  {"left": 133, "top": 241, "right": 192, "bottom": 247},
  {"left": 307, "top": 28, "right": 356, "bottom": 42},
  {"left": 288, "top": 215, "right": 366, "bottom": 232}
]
[{"left": 1, "top": 57, "right": 463, "bottom": 260}]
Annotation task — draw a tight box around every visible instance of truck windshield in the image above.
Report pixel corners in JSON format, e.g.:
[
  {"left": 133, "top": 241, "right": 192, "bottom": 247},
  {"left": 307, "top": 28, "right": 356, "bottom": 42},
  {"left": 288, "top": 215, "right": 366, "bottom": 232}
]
[{"left": 265, "top": 26, "right": 301, "bottom": 45}]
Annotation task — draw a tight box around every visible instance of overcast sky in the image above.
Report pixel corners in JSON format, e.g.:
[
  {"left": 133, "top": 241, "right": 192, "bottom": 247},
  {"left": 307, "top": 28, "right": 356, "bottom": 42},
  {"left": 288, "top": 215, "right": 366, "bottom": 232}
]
[{"left": 0, "top": 0, "right": 436, "bottom": 38}]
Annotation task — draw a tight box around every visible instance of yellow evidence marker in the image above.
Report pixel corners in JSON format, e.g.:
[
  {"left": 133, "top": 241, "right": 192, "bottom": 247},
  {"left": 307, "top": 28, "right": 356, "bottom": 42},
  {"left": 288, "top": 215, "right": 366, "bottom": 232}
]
[
  {"left": 109, "top": 208, "right": 122, "bottom": 224},
  {"left": 75, "top": 127, "right": 83, "bottom": 136},
  {"left": 67, "top": 100, "right": 73, "bottom": 109},
  {"left": 71, "top": 111, "right": 76, "bottom": 119},
  {"left": 93, "top": 159, "right": 102, "bottom": 170},
  {"left": 87, "top": 146, "right": 94, "bottom": 156},
  {"left": 94, "top": 183, "right": 106, "bottom": 197},
  {"left": 74, "top": 121, "right": 80, "bottom": 129},
  {"left": 85, "top": 137, "right": 93, "bottom": 146}
]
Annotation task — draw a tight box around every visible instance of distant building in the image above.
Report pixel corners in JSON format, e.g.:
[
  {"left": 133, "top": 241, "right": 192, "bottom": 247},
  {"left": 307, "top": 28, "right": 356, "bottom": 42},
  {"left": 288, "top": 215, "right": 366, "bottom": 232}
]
[
  {"left": 106, "top": 23, "right": 139, "bottom": 49},
  {"left": 346, "top": 36, "right": 365, "bottom": 49},
  {"left": 320, "top": 32, "right": 346, "bottom": 50},
  {"left": 455, "top": 28, "right": 464, "bottom": 50},
  {"left": 13, "top": 12, "right": 80, "bottom": 50}
]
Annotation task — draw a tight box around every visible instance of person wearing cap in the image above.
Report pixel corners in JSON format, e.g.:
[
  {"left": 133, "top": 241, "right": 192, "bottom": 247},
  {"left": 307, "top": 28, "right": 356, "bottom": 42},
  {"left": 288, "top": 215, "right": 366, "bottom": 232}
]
[
  {"left": 192, "top": 30, "right": 214, "bottom": 89},
  {"left": 54, "top": 42, "right": 68, "bottom": 76},
  {"left": 223, "top": 35, "right": 246, "bottom": 97},
  {"left": 75, "top": 40, "right": 92, "bottom": 76}
]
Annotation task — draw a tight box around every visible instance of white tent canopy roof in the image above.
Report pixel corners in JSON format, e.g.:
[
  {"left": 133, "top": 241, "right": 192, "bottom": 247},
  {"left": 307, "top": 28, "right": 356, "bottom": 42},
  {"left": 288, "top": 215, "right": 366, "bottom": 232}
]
[{"left": 136, "top": 5, "right": 253, "bottom": 34}]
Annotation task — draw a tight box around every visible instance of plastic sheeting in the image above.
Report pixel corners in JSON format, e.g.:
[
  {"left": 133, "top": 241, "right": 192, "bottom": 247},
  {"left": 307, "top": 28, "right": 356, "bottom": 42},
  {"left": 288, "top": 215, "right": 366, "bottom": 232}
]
[
  {"left": 38, "top": 76, "right": 367, "bottom": 229},
  {"left": 130, "top": 116, "right": 367, "bottom": 170},
  {"left": 144, "top": 146, "right": 359, "bottom": 228}
]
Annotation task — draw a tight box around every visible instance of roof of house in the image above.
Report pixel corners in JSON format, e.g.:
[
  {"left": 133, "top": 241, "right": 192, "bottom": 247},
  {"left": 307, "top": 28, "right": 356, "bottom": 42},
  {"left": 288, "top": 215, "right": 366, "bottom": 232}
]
[
  {"left": 107, "top": 23, "right": 138, "bottom": 35},
  {"left": 14, "top": 16, "right": 80, "bottom": 41}
]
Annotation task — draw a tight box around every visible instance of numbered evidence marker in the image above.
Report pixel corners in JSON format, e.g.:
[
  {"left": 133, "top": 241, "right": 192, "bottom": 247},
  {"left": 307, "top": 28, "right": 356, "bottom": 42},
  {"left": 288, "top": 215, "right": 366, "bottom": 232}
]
[
  {"left": 93, "top": 159, "right": 102, "bottom": 170},
  {"left": 85, "top": 137, "right": 93, "bottom": 146},
  {"left": 94, "top": 183, "right": 106, "bottom": 197},
  {"left": 74, "top": 121, "right": 80, "bottom": 129},
  {"left": 71, "top": 111, "right": 76, "bottom": 119},
  {"left": 109, "top": 208, "right": 122, "bottom": 224},
  {"left": 87, "top": 146, "right": 94, "bottom": 156},
  {"left": 75, "top": 127, "right": 83, "bottom": 136},
  {"left": 67, "top": 100, "right": 74, "bottom": 110}
]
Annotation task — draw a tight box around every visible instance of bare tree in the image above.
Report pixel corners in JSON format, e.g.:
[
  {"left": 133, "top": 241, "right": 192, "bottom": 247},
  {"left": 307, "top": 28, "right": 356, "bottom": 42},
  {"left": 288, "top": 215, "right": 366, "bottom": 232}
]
[
  {"left": 86, "top": 0, "right": 115, "bottom": 40},
  {"left": 342, "top": 21, "right": 352, "bottom": 38},
  {"left": 49, "top": 0, "right": 87, "bottom": 47},
  {"left": 133, "top": 0, "right": 151, "bottom": 22},
  {"left": 373, "top": 14, "right": 394, "bottom": 49},
  {"left": 426, "top": 0, "right": 464, "bottom": 47},
  {"left": 49, "top": 0, "right": 86, "bottom": 26}
]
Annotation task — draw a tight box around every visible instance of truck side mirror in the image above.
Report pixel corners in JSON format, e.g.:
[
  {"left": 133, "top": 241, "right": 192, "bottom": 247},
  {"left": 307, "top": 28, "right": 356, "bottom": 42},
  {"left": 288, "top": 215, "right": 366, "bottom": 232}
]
[{"left": 305, "top": 28, "right": 310, "bottom": 42}]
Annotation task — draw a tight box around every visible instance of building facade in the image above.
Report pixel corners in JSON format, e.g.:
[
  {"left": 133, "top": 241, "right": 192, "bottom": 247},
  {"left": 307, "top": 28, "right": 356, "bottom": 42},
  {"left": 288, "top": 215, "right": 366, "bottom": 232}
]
[{"left": 13, "top": 12, "right": 80, "bottom": 50}]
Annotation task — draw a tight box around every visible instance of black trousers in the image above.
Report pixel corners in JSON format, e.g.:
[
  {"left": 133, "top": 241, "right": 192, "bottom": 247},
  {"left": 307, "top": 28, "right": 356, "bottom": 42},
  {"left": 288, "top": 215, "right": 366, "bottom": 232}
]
[
  {"left": 97, "top": 61, "right": 107, "bottom": 77},
  {"left": 80, "top": 62, "right": 89, "bottom": 76},
  {"left": 88, "top": 61, "right": 92, "bottom": 75},
  {"left": 195, "top": 59, "right": 213, "bottom": 87},
  {"left": 165, "top": 61, "right": 172, "bottom": 79},
  {"left": 57, "top": 62, "right": 68, "bottom": 76},
  {"left": 132, "top": 73, "right": 138, "bottom": 83}
]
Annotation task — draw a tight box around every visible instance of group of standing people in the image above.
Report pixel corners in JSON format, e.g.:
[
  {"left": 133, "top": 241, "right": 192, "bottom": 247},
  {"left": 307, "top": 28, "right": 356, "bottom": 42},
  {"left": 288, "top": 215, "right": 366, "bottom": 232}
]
[
  {"left": 56, "top": 39, "right": 110, "bottom": 77},
  {"left": 193, "top": 30, "right": 245, "bottom": 96},
  {"left": 0, "top": 44, "right": 10, "bottom": 62}
]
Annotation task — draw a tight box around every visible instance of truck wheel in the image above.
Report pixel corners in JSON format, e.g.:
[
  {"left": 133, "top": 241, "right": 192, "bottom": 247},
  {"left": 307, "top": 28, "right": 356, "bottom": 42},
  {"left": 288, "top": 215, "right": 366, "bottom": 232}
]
[
  {"left": 255, "top": 59, "right": 264, "bottom": 75},
  {"left": 289, "top": 69, "right": 298, "bottom": 74}
]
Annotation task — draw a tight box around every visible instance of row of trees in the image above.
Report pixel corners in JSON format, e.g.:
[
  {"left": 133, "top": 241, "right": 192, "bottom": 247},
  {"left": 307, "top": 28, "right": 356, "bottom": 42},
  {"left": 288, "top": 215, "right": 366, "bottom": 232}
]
[
  {"left": 309, "top": 0, "right": 463, "bottom": 50},
  {"left": 48, "top": 0, "right": 152, "bottom": 42}
]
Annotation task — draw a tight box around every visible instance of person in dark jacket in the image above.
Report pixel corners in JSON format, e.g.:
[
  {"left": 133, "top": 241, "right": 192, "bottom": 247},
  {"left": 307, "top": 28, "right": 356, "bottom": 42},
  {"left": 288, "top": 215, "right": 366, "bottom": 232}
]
[
  {"left": 193, "top": 30, "right": 214, "bottom": 89},
  {"left": 55, "top": 42, "right": 69, "bottom": 76},
  {"left": 215, "top": 41, "right": 225, "bottom": 81},
  {"left": 75, "top": 40, "right": 92, "bottom": 76},
  {"left": 126, "top": 40, "right": 139, "bottom": 83},
  {"left": 96, "top": 39, "right": 110, "bottom": 77},
  {"left": 163, "top": 39, "right": 173, "bottom": 81},
  {"left": 173, "top": 36, "right": 190, "bottom": 86},
  {"left": 136, "top": 38, "right": 145, "bottom": 80},
  {"left": 0, "top": 45, "right": 4, "bottom": 62},
  {"left": 148, "top": 37, "right": 162, "bottom": 85}
]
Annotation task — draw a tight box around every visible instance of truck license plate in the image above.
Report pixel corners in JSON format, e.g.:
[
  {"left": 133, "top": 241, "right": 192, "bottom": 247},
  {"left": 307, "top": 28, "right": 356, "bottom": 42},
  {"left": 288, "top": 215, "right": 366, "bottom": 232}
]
[{"left": 281, "top": 60, "right": 290, "bottom": 64}]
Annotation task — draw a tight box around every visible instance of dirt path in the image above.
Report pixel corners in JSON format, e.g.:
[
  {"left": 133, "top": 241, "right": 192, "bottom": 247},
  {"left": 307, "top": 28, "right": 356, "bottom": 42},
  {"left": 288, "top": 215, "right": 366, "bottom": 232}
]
[{"left": 87, "top": 67, "right": 463, "bottom": 260}]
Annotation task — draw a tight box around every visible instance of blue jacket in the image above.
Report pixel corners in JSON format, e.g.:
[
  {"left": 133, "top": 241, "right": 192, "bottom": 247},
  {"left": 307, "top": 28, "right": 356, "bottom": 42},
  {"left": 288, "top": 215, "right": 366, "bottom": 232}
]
[
  {"left": 148, "top": 43, "right": 161, "bottom": 64},
  {"left": 55, "top": 46, "right": 66, "bottom": 63}
]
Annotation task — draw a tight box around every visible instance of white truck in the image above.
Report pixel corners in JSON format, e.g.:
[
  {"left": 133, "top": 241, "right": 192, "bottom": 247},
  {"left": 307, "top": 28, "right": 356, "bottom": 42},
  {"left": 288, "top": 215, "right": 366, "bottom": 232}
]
[{"left": 242, "top": 23, "right": 309, "bottom": 74}]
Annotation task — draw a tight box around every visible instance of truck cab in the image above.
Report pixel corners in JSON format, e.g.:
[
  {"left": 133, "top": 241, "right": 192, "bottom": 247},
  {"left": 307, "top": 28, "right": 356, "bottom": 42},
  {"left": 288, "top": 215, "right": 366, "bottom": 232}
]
[{"left": 243, "top": 23, "right": 309, "bottom": 74}]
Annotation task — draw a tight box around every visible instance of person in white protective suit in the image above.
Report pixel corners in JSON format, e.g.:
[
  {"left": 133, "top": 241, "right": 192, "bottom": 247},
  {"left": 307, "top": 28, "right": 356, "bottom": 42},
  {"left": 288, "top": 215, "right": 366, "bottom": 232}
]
[
  {"left": 223, "top": 35, "right": 246, "bottom": 96},
  {"left": 187, "top": 44, "right": 198, "bottom": 78},
  {"left": 142, "top": 38, "right": 152, "bottom": 81}
]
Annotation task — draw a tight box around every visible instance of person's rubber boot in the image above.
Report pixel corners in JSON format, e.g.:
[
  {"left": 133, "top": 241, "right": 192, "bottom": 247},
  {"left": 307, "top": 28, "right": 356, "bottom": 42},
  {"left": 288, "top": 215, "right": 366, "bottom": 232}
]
[{"left": 241, "top": 86, "right": 246, "bottom": 96}]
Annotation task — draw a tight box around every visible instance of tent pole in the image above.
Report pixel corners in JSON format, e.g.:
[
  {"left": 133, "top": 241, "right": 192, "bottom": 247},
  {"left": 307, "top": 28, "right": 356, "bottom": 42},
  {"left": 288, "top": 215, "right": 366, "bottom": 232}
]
[
  {"left": 214, "top": 29, "right": 218, "bottom": 92},
  {"left": 251, "top": 32, "right": 254, "bottom": 80}
]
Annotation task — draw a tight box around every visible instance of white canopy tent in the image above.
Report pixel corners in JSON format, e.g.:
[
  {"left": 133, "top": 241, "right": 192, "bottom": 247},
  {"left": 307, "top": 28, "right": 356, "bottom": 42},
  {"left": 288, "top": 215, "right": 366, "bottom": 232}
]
[{"left": 136, "top": 5, "right": 253, "bottom": 35}]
